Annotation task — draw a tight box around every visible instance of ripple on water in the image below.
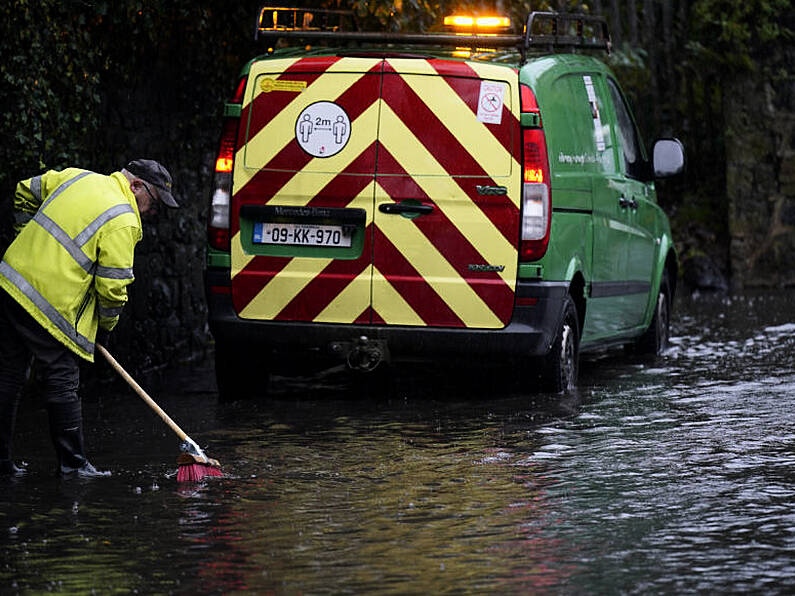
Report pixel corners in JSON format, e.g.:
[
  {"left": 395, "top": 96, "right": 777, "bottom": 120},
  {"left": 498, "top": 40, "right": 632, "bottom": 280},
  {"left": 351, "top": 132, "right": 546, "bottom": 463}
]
[{"left": 2, "top": 292, "right": 794, "bottom": 594}]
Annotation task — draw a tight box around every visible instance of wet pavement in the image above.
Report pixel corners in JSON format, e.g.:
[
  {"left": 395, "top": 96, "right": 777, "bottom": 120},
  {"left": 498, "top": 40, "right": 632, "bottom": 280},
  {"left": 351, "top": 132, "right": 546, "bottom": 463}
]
[{"left": 1, "top": 290, "right": 794, "bottom": 593}]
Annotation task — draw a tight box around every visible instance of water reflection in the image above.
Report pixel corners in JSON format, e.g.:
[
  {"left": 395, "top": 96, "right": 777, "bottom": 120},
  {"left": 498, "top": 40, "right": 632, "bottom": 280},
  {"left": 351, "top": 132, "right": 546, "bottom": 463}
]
[
  {"left": 1, "top": 291, "right": 793, "bottom": 593},
  {"left": 197, "top": 406, "right": 578, "bottom": 593}
]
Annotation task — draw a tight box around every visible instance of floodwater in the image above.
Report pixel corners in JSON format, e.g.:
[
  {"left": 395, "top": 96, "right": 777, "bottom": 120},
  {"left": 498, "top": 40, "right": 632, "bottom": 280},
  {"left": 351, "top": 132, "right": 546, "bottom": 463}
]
[{"left": 2, "top": 291, "right": 793, "bottom": 594}]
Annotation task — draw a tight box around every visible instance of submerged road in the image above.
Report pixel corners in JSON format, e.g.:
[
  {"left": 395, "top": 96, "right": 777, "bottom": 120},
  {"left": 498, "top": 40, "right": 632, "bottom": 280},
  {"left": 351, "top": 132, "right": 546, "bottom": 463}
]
[{"left": 2, "top": 290, "right": 794, "bottom": 593}]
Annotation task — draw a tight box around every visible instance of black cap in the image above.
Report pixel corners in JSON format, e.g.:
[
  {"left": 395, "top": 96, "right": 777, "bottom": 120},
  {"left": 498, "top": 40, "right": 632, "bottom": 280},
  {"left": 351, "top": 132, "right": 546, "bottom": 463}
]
[{"left": 125, "top": 159, "right": 178, "bottom": 208}]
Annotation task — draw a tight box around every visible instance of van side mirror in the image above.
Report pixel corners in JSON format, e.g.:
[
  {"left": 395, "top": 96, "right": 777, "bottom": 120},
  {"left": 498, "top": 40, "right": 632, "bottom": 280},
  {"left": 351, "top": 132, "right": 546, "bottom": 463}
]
[{"left": 652, "top": 138, "right": 685, "bottom": 178}]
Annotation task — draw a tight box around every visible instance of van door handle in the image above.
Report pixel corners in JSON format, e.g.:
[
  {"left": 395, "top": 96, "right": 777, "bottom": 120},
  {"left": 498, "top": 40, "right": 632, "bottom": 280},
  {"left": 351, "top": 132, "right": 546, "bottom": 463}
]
[{"left": 378, "top": 202, "right": 434, "bottom": 216}]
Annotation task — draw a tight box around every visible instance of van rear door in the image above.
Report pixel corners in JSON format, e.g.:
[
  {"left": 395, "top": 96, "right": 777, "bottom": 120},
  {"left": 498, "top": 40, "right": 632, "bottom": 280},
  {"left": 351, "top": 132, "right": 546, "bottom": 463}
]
[
  {"left": 372, "top": 59, "right": 521, "bottom": 328},
  {"left": 231, "top": 56, "right": 521, "bottom": 329},
  {"left": 231, "top": 57, "right": 381, "bottom": 324}
]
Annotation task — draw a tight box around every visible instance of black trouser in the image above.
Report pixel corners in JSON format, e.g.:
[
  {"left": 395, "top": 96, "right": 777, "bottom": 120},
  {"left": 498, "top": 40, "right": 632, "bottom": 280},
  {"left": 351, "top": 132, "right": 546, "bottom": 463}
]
[{"left": 0, "top": 290, "right": 88, "bottom": 475}]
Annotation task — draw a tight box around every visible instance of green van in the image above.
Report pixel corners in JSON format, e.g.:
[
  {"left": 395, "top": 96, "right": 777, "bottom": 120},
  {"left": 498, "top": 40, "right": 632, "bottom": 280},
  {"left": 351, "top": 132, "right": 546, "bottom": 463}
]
[{"left": 205, "top": 9, "right": 685, "bottom": 397}]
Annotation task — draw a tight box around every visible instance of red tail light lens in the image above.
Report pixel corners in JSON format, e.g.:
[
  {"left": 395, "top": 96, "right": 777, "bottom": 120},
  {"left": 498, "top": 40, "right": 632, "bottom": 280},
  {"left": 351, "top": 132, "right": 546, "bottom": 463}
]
[
  {"left": 520, "top": 126, "right": 551, "bottom": 262},
  {"left": 519, "top": 83, "right": 551, "bottom": 261},
  {"left": 520, "top": 83, "right": 539, "bottom": 113},
  {"left": 214, "top": 118, "right": 238, "bottom": 174},
  {"left": 208, "top": 77, "right": 246, "bottom": 252},
  {"left": 207, "top": 225, "right": 230, "bottom": 251},
  {"left": 230, "top": 77, "right": 247, "bottom": 103}
]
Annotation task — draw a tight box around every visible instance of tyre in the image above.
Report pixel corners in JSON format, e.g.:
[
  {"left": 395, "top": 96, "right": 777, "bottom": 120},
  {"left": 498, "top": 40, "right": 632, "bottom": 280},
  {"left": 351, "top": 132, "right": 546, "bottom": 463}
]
[
  {"left": 539, "top": 294, "right": 580, "bottom": 393},
  {"left": 214, "top": 341, "right": 268, "bottom": 401},
  {"left": 634, "top": 271, "right": 671, "bottom": 355}
]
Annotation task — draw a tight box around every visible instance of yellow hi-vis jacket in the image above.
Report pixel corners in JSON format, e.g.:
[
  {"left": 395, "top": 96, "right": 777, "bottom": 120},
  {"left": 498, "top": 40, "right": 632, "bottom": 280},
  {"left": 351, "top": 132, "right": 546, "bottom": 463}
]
[{"left": 0, "top": 168, "right": 142, "bottom": 361}]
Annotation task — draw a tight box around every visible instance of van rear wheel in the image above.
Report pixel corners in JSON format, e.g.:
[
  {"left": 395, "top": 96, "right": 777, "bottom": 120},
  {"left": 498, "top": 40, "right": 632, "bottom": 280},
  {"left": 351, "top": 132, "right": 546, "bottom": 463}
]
[
  {"left": 539, "top": 294, "right": 580, "bottom": 393},
  {"left": 634, "top": 271, "right": 671, "bottom": 355}
]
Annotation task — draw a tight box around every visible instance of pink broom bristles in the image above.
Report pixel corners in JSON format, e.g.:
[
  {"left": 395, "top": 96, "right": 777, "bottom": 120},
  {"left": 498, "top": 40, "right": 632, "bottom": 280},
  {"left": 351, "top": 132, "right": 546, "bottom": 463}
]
[{"left": 177, "top": 462, "right": 224, "bottom": 483}]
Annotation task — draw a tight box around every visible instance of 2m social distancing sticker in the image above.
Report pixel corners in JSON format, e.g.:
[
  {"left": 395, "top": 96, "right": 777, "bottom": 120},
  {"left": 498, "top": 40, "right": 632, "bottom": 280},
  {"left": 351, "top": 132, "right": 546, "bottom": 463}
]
[
  {"left": 477, "top": 81, "right": 506, "bottom": 125},
  {"left": 295, "top": 101, "right": 351, "bottom": 158}
]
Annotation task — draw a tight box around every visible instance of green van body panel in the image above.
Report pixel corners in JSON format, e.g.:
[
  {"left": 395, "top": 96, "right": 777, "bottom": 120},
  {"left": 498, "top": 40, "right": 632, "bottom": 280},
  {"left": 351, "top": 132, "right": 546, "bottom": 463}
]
[
  {"left": 205, "top": 38, "right": 678, "bottom": 383},
  {"left": 513, "top": 53, "right": 674, "bottom": 347}
]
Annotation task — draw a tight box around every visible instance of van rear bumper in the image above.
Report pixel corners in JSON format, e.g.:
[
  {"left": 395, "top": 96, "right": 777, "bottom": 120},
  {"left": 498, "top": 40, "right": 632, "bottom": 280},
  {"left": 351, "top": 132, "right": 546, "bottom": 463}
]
[{"left": 206, "top": 270, "right": 568, "bottom": 362}]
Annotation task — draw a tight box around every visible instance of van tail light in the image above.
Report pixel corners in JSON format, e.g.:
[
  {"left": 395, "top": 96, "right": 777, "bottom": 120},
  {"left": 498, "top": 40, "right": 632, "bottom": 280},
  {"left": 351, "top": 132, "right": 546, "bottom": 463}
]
[
  {"left": 208, "top": 117, "right": 237, "bottom": 251},
  {"left": 208, "top": 77, "right": 246, "bottom": 252},
  {"left": 520, "top": 83, "right": 540, "bottom": 118},
  {"left": 519, "top": 84, "right": 551, "bottom": 262}
]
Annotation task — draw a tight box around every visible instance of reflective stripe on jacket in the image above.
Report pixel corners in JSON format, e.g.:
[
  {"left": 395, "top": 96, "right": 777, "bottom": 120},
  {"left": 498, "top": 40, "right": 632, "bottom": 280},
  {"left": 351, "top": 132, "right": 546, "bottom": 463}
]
[{"left": 0, "top": 168, "right": 142, "bottom": 361}]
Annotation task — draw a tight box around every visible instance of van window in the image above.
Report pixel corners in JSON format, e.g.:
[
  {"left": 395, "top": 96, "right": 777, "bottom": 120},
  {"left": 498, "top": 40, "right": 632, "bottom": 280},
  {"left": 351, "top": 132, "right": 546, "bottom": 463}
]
[
  {"left": 547, "top": 74, "right": 615, "bottom": 175},
  {"left": 607, "top": 78, "right": 647, "bottom": 180}
]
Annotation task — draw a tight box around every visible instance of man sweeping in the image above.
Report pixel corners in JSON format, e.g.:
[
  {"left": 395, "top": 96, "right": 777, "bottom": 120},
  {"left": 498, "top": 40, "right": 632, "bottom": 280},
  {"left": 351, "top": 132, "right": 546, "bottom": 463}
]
[{"left": 0, "top": 160, "right": 178, "bottom": 477}]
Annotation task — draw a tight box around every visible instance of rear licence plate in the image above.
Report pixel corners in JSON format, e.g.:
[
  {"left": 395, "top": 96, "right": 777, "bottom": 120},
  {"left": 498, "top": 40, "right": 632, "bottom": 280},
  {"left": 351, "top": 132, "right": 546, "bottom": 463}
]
[{"left": 253, "top": 222, "right": 352, "bottom": 247}]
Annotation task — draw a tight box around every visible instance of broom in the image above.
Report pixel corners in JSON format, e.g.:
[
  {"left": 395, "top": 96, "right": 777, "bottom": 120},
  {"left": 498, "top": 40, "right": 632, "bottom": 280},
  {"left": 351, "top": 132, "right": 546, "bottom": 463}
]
[{"left": 96, "top": 344, "right": 223, "bottom": 482}]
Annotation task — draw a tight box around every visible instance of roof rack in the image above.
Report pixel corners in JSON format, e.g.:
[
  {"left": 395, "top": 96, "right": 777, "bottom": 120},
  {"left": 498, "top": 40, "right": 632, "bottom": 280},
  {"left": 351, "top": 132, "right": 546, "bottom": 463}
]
[
  {"left": 254, "top": 8, "right": 610, "bottom": 62},
  {"left": 254, "top": 6, "right": 521, "bottom": 49},
  {"left": 255, "top": 6, "right": 358, "bottom": 37},
  {"left": 525, "top": 12, "right": 611, "bottom": 54}
]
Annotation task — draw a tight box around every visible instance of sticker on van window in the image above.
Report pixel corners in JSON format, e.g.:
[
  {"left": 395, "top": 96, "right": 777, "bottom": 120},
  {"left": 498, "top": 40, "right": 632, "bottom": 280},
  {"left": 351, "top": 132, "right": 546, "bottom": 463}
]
[
  {"left": 260, "top": 78, "right": 307, "bottom": 93},
  {"left": 477, "top": 81, "right": 506, "bottom": 125},
  {"left": 583, "top": 76, "right": 606, "bottom": 152},
  {"left": 294, "top": 101, "right": 351, "bottom": 158}
]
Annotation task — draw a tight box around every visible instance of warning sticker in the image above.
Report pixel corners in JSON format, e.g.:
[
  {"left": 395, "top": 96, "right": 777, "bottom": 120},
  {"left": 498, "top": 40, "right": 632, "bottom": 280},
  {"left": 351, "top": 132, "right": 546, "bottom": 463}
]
[
  {"left": 583, "top": 76, "right": 606, "bottom": 152},
  {"left": 476, "top": 81, "right": 506, "bottom": 125},
  {"left": 294, "top": 101, "right": 351, "bottom": 158},
  {"left": 260, "top": 78, "right": 307, "bottom": 93}
]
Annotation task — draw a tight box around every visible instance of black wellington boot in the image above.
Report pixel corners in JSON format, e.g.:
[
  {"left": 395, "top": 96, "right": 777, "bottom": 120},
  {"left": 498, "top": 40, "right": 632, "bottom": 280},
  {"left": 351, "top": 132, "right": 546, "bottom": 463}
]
[
  {"left": 0, "top": 392, "right": 25, "bottom": 476},
  {"left": 47, "top": 401, "right": 110, "bottom": 478}
]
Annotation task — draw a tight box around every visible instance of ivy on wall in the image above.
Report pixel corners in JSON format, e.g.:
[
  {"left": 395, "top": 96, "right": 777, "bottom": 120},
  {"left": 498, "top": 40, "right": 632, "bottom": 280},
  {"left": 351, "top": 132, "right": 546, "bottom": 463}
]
[
  {"left": 1, "top": 1, "right": 103, "bottom": 188},
  {"left": 0, "top": 0, "right": 260, "bottom": 251},
  {"left": 691, "top": 0, "right": 793, "bottom": 68}
]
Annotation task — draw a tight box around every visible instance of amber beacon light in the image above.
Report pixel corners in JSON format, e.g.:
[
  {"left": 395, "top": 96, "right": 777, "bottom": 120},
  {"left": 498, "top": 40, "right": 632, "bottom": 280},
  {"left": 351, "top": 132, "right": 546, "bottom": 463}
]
[{"left": 443, "top": 15, "right": 511, "bottom": 30}]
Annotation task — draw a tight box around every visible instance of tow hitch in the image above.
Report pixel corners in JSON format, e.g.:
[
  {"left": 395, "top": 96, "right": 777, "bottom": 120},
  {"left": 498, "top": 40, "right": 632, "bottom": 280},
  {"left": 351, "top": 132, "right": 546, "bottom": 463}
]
[{"left": 329, "top": 336, "right": 389, "bottom": 372}]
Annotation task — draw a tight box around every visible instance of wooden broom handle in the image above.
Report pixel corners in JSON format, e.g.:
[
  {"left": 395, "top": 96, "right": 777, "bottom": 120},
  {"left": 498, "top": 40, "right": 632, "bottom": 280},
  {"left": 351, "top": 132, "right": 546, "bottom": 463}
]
[{"left": 96, "top": 344, "right": 189, "bottom": 443}]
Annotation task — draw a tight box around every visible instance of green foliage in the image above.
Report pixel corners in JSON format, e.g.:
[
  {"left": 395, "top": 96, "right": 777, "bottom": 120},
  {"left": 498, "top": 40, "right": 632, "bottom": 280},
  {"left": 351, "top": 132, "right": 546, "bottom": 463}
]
[
  {"left": 0, "top": 1, "right": 104, "bottom": 188},
  {"left": 348, "top": 0, "right": 450, "bottom": 31},
  {"left": 347, "top": 0, "right": 559, "bottom": 33},
  {"left": 0, "top": 0, "right": 261, "bottom": 251},
  {"left": 606, "top": 43, "right": 651, "bottom": 124},
  {"left": 690, "top": 0, "right": 794, "bottom": 70}
]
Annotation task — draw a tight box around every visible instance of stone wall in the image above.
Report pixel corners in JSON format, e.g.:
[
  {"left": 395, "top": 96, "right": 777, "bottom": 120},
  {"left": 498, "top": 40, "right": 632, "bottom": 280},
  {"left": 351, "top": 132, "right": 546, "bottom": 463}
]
[
  {"left": 725, "top": 47, "right": 795, "bottom": 289},
  {"left": 87, "top": 82, "right": 221, "bottom": 376},
  {"left": 102, "top": 152, "right": 218, "bottom": 376}
]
